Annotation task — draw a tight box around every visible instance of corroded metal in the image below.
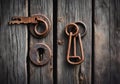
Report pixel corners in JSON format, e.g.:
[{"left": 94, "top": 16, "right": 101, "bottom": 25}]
[
  {"left": 65, "top": 22, "right": 86, "bottom": 65},
  {"left": 29, "top": 43, "right": 51, "bottom": 66},
  {"left": 74, "top": 21, "right": 87, "bottom": 37},
  {"left": 8, "top": 14, "right": 51, "bottom": 38}
]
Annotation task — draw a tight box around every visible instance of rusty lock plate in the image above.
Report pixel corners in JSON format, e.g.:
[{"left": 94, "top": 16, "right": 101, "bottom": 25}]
[
  {"left": 29, "top": 43, "right": 51, "bottom": 66},
  {"left": 8, "top": 14, "right": 51, "bottom": 38}
]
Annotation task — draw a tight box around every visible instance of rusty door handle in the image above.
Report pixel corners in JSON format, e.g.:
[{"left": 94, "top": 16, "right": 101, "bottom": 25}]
[
  {"left": 65, "top": 21, "right": 87, "bottom": 65},
  {"left": 8, "top": 14, "right": 51, "bottom": 38}
]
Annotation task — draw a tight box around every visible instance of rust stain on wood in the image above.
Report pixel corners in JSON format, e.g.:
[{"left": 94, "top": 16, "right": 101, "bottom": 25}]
[
  {"left": 57, "top": 39, "right": 64, "bottom": 45},
  {"left": 58, "top": 17, "right": 64, "bottom": 22}
]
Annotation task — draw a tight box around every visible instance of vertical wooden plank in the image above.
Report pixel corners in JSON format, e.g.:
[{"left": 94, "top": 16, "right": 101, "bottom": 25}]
[
  {"left": 94, "top": 0, "right": 110, "bottom": 83},
  {"left": 0, "top": 0, "right": 28, "bottom": 84},
  {"left": 110, "top": 0, "right": 120, "bottom": 83},
  {"left": 57, "top": 0, "right": 92, "bottom": 84},
  {"left": 94, "top": 0, "right": 120, "bottom": 83},
  {"left": 29, "top": 0, "right": 53, "bottom": 84}
]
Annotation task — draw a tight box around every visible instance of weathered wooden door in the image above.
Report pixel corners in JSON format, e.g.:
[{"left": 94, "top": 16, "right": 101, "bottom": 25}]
[{"left": 0, "top": 0, "right": 120, "bottom": 84}]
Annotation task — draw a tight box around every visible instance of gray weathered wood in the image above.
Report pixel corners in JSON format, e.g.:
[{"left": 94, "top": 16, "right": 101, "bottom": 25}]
[
  {"left": 29, "top": 0, "right": 53, "bottom": 84},
  {"left": 57, "top": 0, "right": 92, "bottom": 84},
  {"left": 94, "top": 0, "right": 120, "bottom": 83},
  {"left": 0, "top": 0, "right": 28, "bottom": 84}
]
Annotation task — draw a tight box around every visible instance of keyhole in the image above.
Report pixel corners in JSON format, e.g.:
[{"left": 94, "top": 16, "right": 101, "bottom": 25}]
[{"left": 37, "top": 48, "right": 45, "bottom": 62}]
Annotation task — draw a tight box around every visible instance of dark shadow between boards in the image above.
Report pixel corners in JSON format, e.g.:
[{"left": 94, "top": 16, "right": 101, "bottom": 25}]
[
  {"left": 53, "top": 0, "right": 58, "bottom": 84},
  {"left": 91, "top": 0, "right": 95, "bottom": 83}
]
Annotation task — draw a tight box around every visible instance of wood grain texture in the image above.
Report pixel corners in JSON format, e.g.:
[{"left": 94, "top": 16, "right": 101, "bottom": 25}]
[
  {"left": 94, "top": 0, "right": 120, "bottom": 83},
  {"left": 57, "top": 0, "right": 92, "bottom": 84},
  {"left": 0, "top": 0, "right": 28, "bottom": 84},
  {"left": 29, "top": 0, "right": 53, "bottom": 84}
]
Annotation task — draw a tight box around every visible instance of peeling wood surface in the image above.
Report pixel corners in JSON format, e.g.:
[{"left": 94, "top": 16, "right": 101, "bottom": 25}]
[
  {"left": 29, "top": 0, "right": 53, "bottom": 84},
  {"left": 0, "top": 0, "right": 28, "bottom": 84},
  {"left": 57, "top": 0, "right": 92, "bottom": 84},
  {"left": 94, "top": 0, "right": 120, "bottom": 84}
]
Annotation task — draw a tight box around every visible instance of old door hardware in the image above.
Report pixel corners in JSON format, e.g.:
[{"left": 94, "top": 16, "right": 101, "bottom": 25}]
[
  {"left": 65, "top": 22, "right": 86, "bottom": 65},
  {"left": 74, "top": 21, "right": 87, "bottom": 37},
  {"left": 29, "top": 43, "right": 51, "bottom": 66},
  {"left": 8, "top": 14, "right": 51, "bottom": 38}
]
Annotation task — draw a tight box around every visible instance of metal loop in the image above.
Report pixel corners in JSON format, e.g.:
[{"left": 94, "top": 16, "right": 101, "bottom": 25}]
[
  {"left": 75, "top": 21, "right": 87, "bottom": 37},
  {"left": 65, "top": 23, "right": 79, "bottom": 36},
  {"left": 34, "top": 19, "right": 49, "bottom": 36},
  {"left": 65, "top": 22, "right": 86, "bottom": 65},
  {"left": 29, "top": 14, "right": 51, "bottom": 38},
  {"left": 67, "top": 33, "right": 84, "bottom": 65}
]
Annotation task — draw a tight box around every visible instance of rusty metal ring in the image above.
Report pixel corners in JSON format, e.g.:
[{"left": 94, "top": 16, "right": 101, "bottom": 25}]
[
  {"left": 34, "top": 19, "right": 48, "bottom": 36},
  {"left": 29, "top": 43, "right": 51, "bottom": 66},
  {"left": 29, "top": 14, "right": 51, "bottom": 38},
  {"left": 75, "top": 21, "right": 87, "bottom": 37},
  {"left": 65, "top": 23, "right": 79, "bottom": 36}
]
